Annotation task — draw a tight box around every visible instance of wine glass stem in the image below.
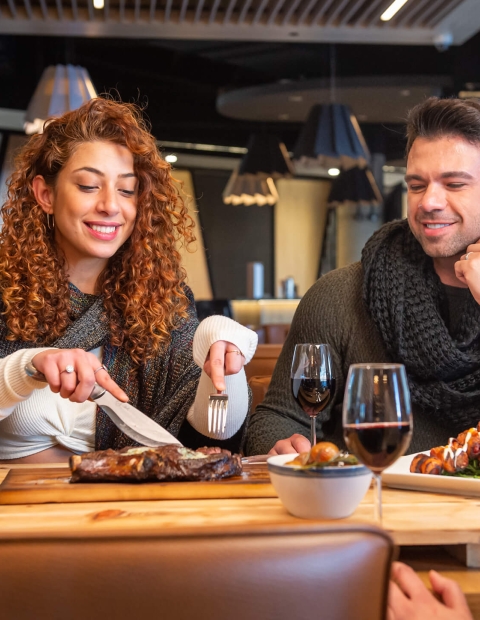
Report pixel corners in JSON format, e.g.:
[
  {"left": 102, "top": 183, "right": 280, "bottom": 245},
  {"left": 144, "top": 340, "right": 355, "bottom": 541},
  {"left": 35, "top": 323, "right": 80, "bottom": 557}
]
[
  {"left": 310, "top": 416, "right": 317, "bottom": 446},
  {"left": 373, "top": 473, "right": 382, "bottom": 524}
]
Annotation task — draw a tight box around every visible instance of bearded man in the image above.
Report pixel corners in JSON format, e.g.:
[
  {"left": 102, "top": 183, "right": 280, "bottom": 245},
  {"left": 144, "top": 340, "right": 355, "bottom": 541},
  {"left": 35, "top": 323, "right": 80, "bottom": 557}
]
[{"left": 246, "top": 96, "right": 480, "bottom": 456}]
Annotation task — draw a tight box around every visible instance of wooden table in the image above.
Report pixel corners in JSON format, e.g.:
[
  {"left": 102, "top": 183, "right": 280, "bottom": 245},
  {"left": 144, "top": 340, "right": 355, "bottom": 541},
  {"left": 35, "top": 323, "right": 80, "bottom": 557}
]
[{"left": 1, "top": 464, "right": 479, "bottom": 618}]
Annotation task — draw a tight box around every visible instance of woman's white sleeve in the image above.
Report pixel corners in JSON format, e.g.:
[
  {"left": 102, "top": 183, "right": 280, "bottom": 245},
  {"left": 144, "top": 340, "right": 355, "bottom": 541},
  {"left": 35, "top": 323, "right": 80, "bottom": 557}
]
[
  {"left": 186, "top": 315, "right": 258, "bottom": 439},
  {"left": 0, "top": 348, "right": 55, "bottom": 421}
]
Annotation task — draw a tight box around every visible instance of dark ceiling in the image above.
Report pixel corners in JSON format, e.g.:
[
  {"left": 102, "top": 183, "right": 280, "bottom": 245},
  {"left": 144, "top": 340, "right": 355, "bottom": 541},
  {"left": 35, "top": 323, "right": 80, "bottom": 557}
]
[{"left": 1, "top": 30, "right": 480, "bottom": 162}]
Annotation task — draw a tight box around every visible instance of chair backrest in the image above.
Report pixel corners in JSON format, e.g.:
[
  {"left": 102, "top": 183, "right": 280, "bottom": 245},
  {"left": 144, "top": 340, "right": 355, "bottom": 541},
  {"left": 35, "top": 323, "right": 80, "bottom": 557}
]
[
  {"left": 263, "top": 323, "right": 290, "bottom": 344},
  {"left": 0, "top": 524, "right": 394, "bottom": 620},
  {"left": 249, "top": 374, "right": 272, "bottom": 413},
  {"left": 245, "top": 343, "right": 283, "bottom": 381}
]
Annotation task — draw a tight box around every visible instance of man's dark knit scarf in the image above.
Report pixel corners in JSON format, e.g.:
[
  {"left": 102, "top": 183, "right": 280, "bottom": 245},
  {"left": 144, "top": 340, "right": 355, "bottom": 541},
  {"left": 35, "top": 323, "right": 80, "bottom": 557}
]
[
  {"left": 361, "top": 219, "right": 480, "bottom": 432},
  {"left": 0, "top": 284, "right": 201, "bottom": 451}
]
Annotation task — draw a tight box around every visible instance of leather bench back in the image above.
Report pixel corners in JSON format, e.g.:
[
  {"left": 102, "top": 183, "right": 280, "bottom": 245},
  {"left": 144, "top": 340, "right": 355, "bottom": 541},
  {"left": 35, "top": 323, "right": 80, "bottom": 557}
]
[{"left": 0, "top": 524, "right": 394, "bottom": 620}]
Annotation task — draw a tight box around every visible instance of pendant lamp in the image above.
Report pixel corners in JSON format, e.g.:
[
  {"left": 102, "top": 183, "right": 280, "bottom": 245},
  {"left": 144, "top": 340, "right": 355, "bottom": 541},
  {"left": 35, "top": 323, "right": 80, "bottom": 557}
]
[
  {"left": 328, "top": 166, "right": 382, "bottom": 207},
  {"left": 293, "top": 44, "right": 370, "bottom": 171},
  {"left": 293, "top": 103, "right": 370, "bottom": 171},
  {"left": 223, "top": 134, "right": 293, "bottom": 207},
  {"left": 24, "top": 64, "right": 97, "bottom": 135}
]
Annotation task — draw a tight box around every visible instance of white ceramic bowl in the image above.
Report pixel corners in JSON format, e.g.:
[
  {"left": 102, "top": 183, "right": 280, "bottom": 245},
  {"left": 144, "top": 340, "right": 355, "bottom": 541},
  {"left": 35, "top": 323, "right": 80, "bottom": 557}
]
[{"left": 267, "top": 454, "right": 372, "bottom": 520}]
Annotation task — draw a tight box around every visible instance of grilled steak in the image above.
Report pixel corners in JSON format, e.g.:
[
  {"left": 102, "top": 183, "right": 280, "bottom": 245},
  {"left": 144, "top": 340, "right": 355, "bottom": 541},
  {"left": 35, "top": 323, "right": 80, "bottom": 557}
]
[{"left": 70, "top": 444, "right": 242, "bottom": 483}]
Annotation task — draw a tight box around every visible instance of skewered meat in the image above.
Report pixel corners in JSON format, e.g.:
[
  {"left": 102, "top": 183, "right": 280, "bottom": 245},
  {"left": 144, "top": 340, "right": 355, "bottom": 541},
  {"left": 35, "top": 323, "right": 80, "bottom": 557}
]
[
  {"left": 410, "top": 422, "right": 480, "bottom": 475},
  {"left": 410, "top": 454, "right": 443, "bottom": 475},
  {"left": 70, "top": 445, "right": 242, "bottom": 483}
]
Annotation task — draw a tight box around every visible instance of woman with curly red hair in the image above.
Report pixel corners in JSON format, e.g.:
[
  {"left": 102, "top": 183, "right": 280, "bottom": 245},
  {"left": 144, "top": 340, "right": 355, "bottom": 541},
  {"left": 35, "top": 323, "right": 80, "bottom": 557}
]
[{"left": 0, "top": 98, "right": 256, "bottom": 463}]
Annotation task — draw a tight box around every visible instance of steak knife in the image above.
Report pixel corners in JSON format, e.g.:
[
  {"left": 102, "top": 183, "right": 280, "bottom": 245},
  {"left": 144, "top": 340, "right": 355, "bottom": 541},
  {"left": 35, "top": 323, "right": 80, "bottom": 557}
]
[
  {"left": 25, "top": 363, "right": 182, "bottom": 447},
  {"left": 89, "top": 384, "right": 182, "bottom": 447}
]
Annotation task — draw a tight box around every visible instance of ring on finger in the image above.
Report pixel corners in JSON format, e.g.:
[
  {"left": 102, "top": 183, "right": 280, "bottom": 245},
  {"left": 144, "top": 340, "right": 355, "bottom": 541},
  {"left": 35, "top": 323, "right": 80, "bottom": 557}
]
[
  {"left": 465, "top": 252, "right": 473, "bottom": 260},
  {"left": 60, "top": 364, "right": 75, "bottom": 375},
  {"left": 94, "top": 364, "right": 108, "bottom": 375},
  {"left": 226, "top": 349, "right": 242, "bottom": 356}
]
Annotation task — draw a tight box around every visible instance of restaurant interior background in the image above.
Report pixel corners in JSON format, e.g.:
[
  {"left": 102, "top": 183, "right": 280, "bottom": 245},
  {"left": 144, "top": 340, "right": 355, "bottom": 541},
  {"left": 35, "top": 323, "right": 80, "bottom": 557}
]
[{"left": 0, "top": 0, "right": 478, "bottom": 332}]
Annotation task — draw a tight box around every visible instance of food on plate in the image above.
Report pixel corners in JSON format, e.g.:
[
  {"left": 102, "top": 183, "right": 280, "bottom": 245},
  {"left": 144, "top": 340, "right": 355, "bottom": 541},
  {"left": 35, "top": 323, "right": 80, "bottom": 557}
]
[
  {"left": 70, "top": 444, "right": 242, "bottom": 483},
  {"left": 286, "top": 441, "right": 359, "bottom": 469},
  {"left": 410, "top": 422, "right": 480, "bottom": 477}
]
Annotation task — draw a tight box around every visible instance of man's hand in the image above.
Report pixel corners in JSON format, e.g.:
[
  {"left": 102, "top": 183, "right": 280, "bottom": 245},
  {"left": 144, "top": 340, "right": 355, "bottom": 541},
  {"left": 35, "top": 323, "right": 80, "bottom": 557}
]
[
  {"left": 454, "top": 240, "right": 480, "bottom": 303},
  {"left": 388, "top": 562, "right": 472, "bottom": 620},
  {"left": 203, "top": 340, "right": 245, "bottom": 392},
  {"left": 268, "top": 433, "right": 311, "bottom": 455}
]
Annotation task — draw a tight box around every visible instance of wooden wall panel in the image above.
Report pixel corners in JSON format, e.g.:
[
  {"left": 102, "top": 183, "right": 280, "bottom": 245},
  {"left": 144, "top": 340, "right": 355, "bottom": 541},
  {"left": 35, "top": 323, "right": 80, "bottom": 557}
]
[
  {"left": 275, "top": 178, "right": 330, "bottom": 298},
  {"left": 172, "top": 169, "right": 213, "bottom": 300}
]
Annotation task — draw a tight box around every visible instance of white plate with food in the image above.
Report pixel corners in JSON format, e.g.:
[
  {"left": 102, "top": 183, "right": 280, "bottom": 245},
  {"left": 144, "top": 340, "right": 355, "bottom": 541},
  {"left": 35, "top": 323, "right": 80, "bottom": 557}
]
[{"left": 382, "top": 452, "right": 480, "bottom": 497}]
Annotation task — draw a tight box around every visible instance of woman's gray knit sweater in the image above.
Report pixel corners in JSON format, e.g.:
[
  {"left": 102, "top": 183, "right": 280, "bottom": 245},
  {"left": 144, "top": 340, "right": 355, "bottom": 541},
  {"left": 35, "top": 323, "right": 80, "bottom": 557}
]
[{"left": 246, "top": 262, "right": 458, "bottom": 456}]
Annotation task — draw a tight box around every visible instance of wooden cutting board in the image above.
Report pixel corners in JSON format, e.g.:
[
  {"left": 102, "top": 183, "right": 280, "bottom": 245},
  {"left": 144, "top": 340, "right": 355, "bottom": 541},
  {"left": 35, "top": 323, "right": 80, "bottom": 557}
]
[{"left": 0, "top": 463, "right": 276, "bottom": 505}]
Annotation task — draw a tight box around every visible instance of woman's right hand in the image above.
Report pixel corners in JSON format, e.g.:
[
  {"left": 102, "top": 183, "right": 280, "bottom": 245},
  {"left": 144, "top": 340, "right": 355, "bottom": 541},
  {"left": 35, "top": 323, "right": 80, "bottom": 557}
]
[{"left": 31, "top": 349, "right": 129, "bottom": 404}]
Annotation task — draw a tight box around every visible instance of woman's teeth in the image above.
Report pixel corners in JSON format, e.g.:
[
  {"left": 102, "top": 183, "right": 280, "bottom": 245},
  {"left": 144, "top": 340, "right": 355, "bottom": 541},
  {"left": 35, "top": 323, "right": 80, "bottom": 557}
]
[{"left": 90, "top": 225, "right": 116, "bottom": 233}]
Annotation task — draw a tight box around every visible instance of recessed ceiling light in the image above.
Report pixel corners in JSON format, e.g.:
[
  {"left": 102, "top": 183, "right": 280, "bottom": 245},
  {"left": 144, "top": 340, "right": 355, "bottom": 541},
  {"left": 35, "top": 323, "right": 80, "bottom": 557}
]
[
  {"left": 93, "top": 0, "right": 104, "bottom": 8},
  {"left": 328, "top": 168, "right": 340, "bottom": 177},
  {"left": 380, "top": 0, "right": 409, "bottom": 21},
  {"left": 278, "top": 113, "right": 289, "bottom": 120},
  {"left": 165, "top": 154, "right": 178, "bottom": 163},
  {"left": 400, "top": 89, "right": 410, "bottom": 97},
  {"left": 289, "top": 95, "right": 303, "bottom": 102}
]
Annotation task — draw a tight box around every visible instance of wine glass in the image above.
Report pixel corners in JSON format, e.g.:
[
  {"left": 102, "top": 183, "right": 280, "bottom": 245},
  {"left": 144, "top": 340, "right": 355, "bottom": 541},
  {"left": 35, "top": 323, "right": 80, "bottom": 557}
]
[
  {"left": 342, "top": 363, "right": 413, "bottom": 523},
  {"left": 291, "top": 344, "right": 335, "bottom": 447}
]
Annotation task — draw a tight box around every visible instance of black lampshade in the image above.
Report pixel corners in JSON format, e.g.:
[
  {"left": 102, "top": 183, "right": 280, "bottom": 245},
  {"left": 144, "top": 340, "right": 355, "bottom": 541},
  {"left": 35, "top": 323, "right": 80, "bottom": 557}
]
[
  {"left": 293, "top": 103, "right": 370, "bottom": 170},
  {"left": 223, "top": 134, "right": 293, "bottom": 206},
  {"left": 328, "top": 167, "right": 382, "bottom": 207},
  {"left": 239, "top": 134, "right": 294, "bottom": 177}
]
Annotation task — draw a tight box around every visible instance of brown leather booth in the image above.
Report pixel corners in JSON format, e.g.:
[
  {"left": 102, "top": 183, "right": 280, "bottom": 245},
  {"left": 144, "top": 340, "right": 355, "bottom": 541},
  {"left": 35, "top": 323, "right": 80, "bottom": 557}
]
[
  {"left": 245, "top": 344, "right": 283, "bottom": 382},
  {"left": 0, "top": 524, "right": 394, "bottom": 620},
  {"left": 249, "top": 374, "right": 273, "bottom": 414}
]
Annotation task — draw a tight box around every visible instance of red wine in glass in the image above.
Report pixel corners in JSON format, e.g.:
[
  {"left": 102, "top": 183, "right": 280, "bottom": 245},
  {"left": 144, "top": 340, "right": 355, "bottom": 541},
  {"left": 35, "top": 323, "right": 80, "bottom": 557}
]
[
  {"left": 342, "top": 363, "right": 412, "bottom": 523},
  {"left": 291, "top": 378, "right": 336, "bottom": 417},
  {"left": 291, "top": 344, "right": 334, "bottom": 446},
  {"left": 343, "top": 421, "right": 411, "bottom": 474}
]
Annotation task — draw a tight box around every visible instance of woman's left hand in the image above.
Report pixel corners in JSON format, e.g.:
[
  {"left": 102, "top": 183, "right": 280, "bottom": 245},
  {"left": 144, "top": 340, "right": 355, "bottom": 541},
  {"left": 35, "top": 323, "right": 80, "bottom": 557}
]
[
  {"left": 203, "top": 341, "right": 245, "bottom": 391},
  {"left": 454, "top": 241, "right": 480, "bottom": 304}
]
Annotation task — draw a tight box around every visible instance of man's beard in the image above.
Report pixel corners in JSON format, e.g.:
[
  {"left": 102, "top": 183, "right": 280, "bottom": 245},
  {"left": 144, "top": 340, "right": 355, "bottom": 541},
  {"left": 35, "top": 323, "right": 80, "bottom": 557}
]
[{"left": 410, "top": 227, "right": 468, "bottom": 259}]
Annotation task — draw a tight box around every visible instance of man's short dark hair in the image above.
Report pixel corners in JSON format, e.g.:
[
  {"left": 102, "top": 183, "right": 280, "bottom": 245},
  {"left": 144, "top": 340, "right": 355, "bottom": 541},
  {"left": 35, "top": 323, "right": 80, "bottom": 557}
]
[{"left": 406, "top": 97, "right": 480, "bottom": 157}]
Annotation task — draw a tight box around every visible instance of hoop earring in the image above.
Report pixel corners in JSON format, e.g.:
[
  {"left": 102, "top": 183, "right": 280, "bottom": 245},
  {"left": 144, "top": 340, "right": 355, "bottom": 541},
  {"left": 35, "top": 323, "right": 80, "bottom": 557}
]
[{"left": 46, "top": 213, "right": 54, "bottom": 230}]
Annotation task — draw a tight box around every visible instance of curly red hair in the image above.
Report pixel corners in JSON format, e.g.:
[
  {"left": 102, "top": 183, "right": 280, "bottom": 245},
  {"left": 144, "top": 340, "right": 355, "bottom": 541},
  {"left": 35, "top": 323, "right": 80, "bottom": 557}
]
[{"left": 0, "top": 97, "right": 195, "bottom": 365}]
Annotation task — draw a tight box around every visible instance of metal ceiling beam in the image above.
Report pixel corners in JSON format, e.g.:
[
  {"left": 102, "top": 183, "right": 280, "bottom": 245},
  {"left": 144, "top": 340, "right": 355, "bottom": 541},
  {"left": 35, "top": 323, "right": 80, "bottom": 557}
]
[
  {"left": 395, "top": 0, "right": 430, "bottom": 27},
  {"left": 409, "top": 0, "right": 448, "bottom": 27},
  {"left": 267, "top": 0, "right": 287, "bottom": 24},
  {"left": 324, "top": 0, "right": 350, "bottom": 26},
  {"left": 430, "top": 0, "right": 463, "bottom": 28},
  {"left": 0, "top": 0, "right": 480, "bottom": 45},
  {"left": 338, "top": 0, "right": 366, "bottom": 26}
]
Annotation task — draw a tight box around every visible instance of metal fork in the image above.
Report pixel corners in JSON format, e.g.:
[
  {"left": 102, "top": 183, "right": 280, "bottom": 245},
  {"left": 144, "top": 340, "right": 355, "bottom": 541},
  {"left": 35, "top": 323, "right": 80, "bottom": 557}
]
[{"left": 208, "top": 391, "right": 228, "bottom": 434}]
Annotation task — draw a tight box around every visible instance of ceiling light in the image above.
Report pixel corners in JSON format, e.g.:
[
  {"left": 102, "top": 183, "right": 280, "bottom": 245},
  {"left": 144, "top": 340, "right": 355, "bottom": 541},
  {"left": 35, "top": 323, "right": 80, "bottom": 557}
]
[
  {"left": 223, "top": 134, "right": 293, "bottom": 207},
  {"left": 380, "top": 0, "right": 409, "bottom": 21},
  {"left": 93, "top": 0, "right": 104, "bottom": 8},
  {"left": 293, "top": 103, "right": 370, "bottom": 171},
  {"left": 328, "top": 168, "right": 340, "bottom": 176},
  {"left": 165, "top": 154, "right": 177, "bottom": 163},
  {"left": 400, "top": 89, "right": 410, "bottom": 97},
  {"left": 289, "top": 95, "right": 303, "bottom": 102},
  {"left": 24, "top": 64, "right": 97, "bottom": 135},
  {"left": 328, "top": 167, "right": 382, "bottom": 208},
  {"left": 278, "top": 113, "right": 289, "bottom": 120}
]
